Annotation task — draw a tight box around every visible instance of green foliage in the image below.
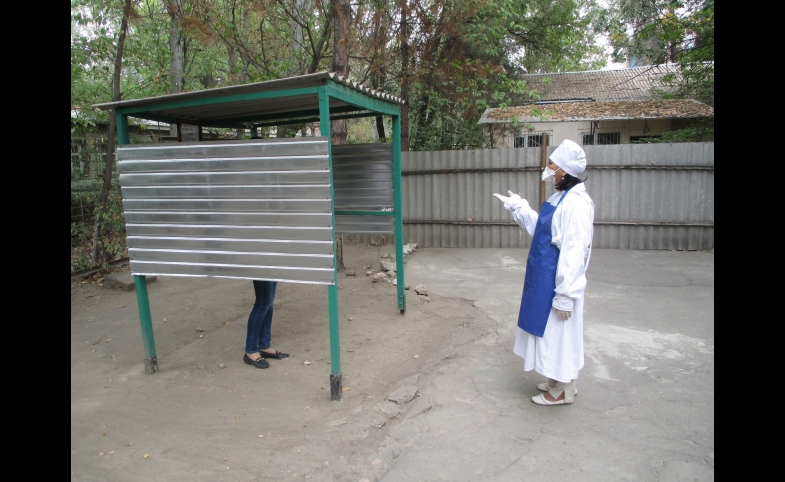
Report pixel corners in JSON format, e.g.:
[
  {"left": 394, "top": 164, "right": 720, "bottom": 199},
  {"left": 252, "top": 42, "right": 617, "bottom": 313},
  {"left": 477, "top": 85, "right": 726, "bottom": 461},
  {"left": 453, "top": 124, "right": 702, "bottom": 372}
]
[
  {"left": 630, "top": 118, "right": 713, "bottom": 144},
  {"left": 401, "top": 0, "right": 606, "bottom": 150},
  {"left": 599, "top": 0, "right": 714, "bottom": 105},
  {"left": 72, "top": 0, "right": 612, "bottom": 153},
  {"left": 71, "top": 188, "right": 127, "bottom": 272}
]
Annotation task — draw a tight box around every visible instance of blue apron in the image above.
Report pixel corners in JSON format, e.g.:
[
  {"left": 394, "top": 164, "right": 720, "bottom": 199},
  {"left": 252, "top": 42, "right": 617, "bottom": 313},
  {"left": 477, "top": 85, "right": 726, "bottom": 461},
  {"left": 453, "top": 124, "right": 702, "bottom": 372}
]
[{"left": 517, "top": 189, "right": 571, "bottom": 337}]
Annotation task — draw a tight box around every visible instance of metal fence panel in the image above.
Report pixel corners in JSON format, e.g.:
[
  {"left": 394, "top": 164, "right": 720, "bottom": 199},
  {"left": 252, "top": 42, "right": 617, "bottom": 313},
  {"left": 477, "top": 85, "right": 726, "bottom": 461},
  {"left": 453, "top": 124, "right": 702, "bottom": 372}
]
[
  {"left": 332, "top": 143, "right": 395, "bottom": 234},
  {"left": 401, "top": 143, "right": 714, "bottom": 250},
  {"left": 118, "top": 138, "right": 336, "bottom": 284}
]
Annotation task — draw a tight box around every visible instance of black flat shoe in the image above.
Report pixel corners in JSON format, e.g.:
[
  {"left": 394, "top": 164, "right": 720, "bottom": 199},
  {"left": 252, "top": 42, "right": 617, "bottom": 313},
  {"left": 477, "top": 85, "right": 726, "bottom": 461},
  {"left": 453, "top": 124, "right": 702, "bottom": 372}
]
[
  {"left": 243, "top": 354, "right": 270, "bottom": 368},
  {"left": 259, "top": 350, "right": 289, "bottom": 360}
]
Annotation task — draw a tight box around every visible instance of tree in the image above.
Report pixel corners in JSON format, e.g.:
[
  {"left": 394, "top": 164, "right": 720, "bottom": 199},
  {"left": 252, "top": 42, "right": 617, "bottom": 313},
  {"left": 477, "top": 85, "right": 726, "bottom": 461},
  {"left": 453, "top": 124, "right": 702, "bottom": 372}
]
[
  {"left": 332, "top": 0, "right": 351, "bottom": 270},
  {"left": 392, "top": 0, "right": 604, "bottom": 150},
  {"left": 602, "top": 0, "right": 714, "bottom": 105},
  {"left": 72, "top": 0, "right": 134, "bottom": 265},
  {"left": 601, "top": 0, "right": 714, "bottom": 141}
]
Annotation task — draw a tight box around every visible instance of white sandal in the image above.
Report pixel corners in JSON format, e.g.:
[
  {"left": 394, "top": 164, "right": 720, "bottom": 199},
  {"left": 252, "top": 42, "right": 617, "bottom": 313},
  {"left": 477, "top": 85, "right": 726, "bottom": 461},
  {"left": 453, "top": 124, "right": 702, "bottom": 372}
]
[
  {"left": 532, "top": 380, "right": 576, "bottom": 406},
  {"left": 532, "top": 393, "right": 571, "bottom": 405}
]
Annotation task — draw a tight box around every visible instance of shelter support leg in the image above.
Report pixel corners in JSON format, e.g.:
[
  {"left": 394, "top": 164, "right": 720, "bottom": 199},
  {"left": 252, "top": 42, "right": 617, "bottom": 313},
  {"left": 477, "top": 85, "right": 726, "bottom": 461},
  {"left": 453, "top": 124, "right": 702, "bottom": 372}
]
[
  {"left": 328, "top": 285, "right": 342, "bottom": 400},
  {"left": 392, "top": 114, "right": 406, "bottom": 314},
  {"left": 134, "top": 275, "right": 158, "bottom": 374},
  {"left": 394, "top": 235, "right": 405, "bottom": 314}
]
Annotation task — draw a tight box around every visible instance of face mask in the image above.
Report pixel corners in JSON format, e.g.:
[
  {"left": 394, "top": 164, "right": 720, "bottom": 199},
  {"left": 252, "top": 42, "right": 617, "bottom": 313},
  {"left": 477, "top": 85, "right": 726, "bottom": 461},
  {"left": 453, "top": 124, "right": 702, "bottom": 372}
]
[{"left": 542, "top": 166, "right": 560, "bottom": 181}]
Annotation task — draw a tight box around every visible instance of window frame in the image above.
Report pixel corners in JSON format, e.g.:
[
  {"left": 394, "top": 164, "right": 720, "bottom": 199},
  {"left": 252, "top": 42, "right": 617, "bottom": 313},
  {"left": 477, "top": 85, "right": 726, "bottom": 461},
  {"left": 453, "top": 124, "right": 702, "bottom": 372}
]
[
  {"left": 581, "top": 131, "right": 622, "bottom": 145},
  {"left": 513, "top": 132, "right": 549, "bottom": 148}
]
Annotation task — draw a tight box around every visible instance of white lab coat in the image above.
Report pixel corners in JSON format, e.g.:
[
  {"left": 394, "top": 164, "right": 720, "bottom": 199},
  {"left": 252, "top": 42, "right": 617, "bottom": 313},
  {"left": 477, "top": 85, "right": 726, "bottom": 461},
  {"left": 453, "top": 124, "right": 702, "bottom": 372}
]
[{"left": 509, "top": 183, "right": 594, "bottom": 383}]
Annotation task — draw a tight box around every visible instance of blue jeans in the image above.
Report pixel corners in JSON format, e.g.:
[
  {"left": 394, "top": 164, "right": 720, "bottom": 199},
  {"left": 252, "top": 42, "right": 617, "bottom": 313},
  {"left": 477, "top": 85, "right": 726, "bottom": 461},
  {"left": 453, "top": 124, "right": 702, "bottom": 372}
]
[{"left": 245, "top": 280, "right": 278, "bottom": 354}]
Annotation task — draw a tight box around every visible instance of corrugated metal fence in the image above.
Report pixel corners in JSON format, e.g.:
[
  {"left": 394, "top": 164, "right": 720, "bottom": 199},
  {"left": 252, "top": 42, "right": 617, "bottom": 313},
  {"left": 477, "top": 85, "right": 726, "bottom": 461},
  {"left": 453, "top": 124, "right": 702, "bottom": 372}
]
[{"left": 401, "top": 143, "right": 714, "bottom": 250}]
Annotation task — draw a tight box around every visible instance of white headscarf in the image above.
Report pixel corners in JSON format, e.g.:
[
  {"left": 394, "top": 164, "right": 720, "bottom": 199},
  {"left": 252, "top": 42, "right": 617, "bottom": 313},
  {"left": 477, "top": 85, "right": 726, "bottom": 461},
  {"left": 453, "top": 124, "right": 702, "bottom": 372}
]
[{"left": 549, "top": 139, "right": 587, "bottom": 177}]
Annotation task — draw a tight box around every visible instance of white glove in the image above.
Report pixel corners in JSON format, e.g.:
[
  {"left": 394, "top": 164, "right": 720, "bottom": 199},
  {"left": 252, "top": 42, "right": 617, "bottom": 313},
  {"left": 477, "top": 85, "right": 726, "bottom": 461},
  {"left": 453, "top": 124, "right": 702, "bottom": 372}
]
[
  {"left": 493, "top": 190, "right": 529, "bottom": 212},
  {"left": 556, "top": 309, "right": 572, "bottom": 322}
]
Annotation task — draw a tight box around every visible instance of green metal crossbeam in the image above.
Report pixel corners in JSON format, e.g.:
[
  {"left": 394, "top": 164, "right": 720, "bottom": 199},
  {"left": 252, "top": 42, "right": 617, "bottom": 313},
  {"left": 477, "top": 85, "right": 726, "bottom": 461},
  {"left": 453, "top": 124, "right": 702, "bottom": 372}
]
[
  {"left": 242, "top": 111, "right": 384, "bottom": 130},
  {"left": 203, "top": 104, "right": 368, "bottom": 128},
  {"left": 130, "top": 112, "right": 179, "bottom": 125},
  {"left": 324, "top": 82, "right": 401, "bottom": 116}
]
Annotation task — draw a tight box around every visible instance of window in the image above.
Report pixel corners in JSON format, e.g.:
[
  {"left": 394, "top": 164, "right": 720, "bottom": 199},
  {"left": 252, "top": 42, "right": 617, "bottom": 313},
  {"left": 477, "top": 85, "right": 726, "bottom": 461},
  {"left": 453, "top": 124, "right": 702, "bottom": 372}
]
[
  {"left": 514, "top": 133, "right": 544, "bottom": 148},
  {"left": 582, "top": 132, "right": 622, "bottom": 145},
  {"left": 71, "top": 143, "right": 82, "bottom": 171}
]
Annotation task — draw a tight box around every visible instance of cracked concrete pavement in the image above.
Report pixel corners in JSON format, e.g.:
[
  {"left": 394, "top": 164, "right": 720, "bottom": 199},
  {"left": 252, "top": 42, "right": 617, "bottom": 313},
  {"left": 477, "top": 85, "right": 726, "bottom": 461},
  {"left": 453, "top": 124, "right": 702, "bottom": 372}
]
[
  {"left": 381, "top": 248, "right": 714, "bottom": 482},
  {"left": 70, "top": 247, "right": 713, "bottom": 481}
]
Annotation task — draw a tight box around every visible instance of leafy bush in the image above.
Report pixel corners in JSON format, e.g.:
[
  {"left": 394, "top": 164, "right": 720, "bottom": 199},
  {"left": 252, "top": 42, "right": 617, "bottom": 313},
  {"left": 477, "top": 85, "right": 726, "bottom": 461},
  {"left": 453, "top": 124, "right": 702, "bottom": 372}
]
[{"left": 71, "top": 188, "right": 127, "bottom": 273}]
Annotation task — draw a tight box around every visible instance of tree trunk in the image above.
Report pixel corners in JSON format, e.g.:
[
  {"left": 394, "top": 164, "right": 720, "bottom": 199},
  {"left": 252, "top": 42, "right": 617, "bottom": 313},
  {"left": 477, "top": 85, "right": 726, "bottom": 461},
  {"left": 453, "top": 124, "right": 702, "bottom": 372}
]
[
  {"left": 168, "top": 0, "right": 184, "bottom": 94},
  {"left": 399, "top": 0, "right": 410, "bottom": 151},
  {"left": 227, "top": 47, "right": 237, "bottom": 78},
  {"left": 332, "top": 0, "right": 351, "bottom": 271},
  {"left": 371, "top": 73, "right": 385, "bottom": 140},
  {"left": 332, "top": 0, "right": 350, "bottom": 146},
  {"left": 375, "top": 116, "right": 385, "bottom": 141},
  {"left": 92, "top": 0, "right": 132, "bottom": 266}
]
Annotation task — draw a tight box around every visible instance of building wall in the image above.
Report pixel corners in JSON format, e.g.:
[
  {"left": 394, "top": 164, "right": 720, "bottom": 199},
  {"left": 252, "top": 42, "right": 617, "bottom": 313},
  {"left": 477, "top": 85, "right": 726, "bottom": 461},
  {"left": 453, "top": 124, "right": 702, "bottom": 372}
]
[{"left": 488, "top": 119, "right": 675, "bottom": 148}]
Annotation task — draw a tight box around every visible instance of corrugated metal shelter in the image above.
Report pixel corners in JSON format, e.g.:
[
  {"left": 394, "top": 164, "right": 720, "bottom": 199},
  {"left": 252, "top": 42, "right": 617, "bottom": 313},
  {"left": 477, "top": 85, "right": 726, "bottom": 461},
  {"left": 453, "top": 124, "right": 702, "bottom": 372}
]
[{"left": 95, "top": 72, "right": 406, "bottom": 400}]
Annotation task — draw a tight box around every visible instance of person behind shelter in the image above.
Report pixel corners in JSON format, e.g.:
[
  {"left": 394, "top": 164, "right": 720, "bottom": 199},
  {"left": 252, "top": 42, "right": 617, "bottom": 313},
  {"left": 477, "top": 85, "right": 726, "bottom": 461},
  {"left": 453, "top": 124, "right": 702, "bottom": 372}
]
[
  {"left": 493, "top": 139, "right": 595, "bottom": 405},
  {"left": 243, "top": 280, "right": 289, "bottom": 368}
]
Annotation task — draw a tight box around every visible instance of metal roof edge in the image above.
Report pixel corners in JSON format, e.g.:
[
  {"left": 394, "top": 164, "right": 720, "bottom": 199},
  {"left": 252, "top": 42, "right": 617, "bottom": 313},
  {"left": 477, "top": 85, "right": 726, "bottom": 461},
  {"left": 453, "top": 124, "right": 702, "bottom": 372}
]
[{"left": 95, "top": 72, "right": 404, "bottom": 111}]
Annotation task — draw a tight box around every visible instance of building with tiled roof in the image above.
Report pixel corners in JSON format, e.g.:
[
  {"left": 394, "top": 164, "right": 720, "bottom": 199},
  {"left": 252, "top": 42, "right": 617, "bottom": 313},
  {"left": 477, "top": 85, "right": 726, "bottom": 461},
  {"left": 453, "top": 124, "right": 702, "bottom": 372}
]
[{"left": 479, "top": 65, "right": 713, "bottom": 148}]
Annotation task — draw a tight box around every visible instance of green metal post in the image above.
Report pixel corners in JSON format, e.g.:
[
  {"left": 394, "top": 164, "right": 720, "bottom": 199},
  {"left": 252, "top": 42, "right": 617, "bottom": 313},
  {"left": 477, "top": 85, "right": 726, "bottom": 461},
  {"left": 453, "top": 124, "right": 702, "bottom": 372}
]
[
  {"left": 319, "top": 87, "right": 343, "bottom": 400},
  {"left": 392, "top": 115, "right": 406, "bottom": 314},
  {"left": 116, "top": 110, "right": 130, "bottom": 144},
  {"left": 134, "top": 275, "right": 158, "bottom": 374},
  {"left": 118, "top": 110, "right": 158, "bottom": 373}
]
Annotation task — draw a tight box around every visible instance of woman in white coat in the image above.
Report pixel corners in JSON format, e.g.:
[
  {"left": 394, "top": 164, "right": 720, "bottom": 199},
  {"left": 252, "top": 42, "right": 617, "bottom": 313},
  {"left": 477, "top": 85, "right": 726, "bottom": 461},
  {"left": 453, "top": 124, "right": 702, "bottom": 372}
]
[{"left": 494, "top": 139, "right": 595, "bottom": 406}]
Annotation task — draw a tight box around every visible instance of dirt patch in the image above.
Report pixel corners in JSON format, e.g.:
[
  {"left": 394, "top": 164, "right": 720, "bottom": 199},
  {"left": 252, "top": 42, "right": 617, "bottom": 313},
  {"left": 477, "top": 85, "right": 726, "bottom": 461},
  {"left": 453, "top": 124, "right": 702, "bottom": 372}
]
[{"left": 71, "top": 242, "right": 494, "bottom": 481}]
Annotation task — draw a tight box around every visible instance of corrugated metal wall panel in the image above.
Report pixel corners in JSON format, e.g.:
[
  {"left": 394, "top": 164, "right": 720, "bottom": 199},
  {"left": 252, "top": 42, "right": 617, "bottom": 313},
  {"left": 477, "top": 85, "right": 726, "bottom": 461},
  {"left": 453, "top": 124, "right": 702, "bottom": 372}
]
[
  {"left": 331, "top": 143, "right": 393, "bottom": 207},
  {"left": 332, "top": 143, "right": 395, "bottom": 234},
  {"left": 334, "top": 215, "right": 394, "bottom": 234},
  {"left": 402, "top": 143, "right": 714, "bottom": 250},
  {"left": 118, "top": 138, "right": 336, "bottom": 284},
  {"left": 117, "top": 138, "right": 329, "bottom": 160}
]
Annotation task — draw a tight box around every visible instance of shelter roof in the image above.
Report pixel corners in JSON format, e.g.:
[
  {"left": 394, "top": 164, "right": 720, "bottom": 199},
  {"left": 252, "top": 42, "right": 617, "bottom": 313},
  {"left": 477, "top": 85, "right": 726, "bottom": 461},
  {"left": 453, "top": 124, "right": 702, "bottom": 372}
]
[
  {"left": 521, "top": 65, "right": 681, "bottom": 103},
  {"left": 478, "top": 99, "right": 714, "bottom": 124},
  {"left": 94, "top": 72, "right": 402, "bottom": 128}
]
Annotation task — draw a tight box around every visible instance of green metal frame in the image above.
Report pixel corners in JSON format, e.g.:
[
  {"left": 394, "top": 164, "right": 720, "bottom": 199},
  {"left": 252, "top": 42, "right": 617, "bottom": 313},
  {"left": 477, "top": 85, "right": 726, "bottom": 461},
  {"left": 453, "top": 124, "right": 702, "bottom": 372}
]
[
  {"left": 250, "top": 111, "right": 383, "bottom": 129},
  {"left": 114, "top": 78, "right": 405, "bottom": 398}
]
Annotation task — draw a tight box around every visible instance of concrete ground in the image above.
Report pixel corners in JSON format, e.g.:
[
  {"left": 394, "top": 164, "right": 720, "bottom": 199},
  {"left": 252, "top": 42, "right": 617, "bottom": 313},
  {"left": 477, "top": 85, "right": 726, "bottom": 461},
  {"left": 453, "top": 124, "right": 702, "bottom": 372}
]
[
  {"left": 71, "top": 247, "right": 714, "bottom": 481},
  {"left": 382, "top": 248, "right": 714, "bottom": 482}
]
